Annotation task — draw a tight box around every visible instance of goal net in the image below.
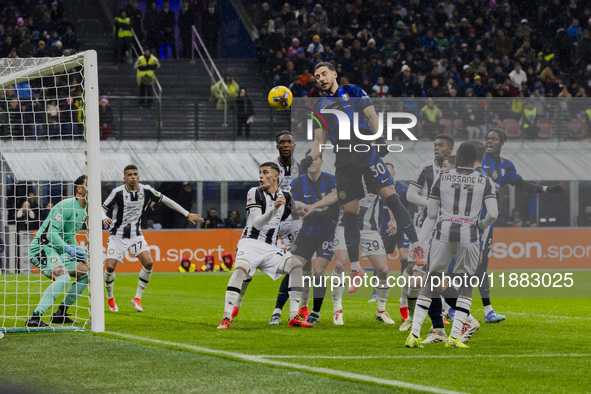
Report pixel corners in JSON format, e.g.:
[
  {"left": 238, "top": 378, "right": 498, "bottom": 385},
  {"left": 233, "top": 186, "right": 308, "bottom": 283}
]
[{"left": 0, "top": 51, "right": 103, "bottom": 333}]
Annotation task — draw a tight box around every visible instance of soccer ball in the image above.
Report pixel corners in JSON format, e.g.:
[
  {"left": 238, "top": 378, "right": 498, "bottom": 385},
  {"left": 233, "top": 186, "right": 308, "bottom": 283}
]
[{"left": 268, "top": 86, "right": 293, "bottom": 111}]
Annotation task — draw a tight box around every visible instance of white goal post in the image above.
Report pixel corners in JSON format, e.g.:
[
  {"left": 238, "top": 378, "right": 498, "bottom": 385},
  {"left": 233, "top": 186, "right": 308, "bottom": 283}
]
[{"left": 0, "top": 50, "right": 103, "bottom": 333}]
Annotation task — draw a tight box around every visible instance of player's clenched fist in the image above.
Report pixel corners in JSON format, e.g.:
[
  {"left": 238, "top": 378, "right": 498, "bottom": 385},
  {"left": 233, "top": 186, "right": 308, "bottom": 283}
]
[{"left": 274, "top": 196, "right": 286, "bottom": 209}]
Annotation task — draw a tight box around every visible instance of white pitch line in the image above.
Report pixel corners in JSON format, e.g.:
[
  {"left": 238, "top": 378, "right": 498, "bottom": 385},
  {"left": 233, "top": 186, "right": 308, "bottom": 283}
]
[
  {"left": 502, "top": 312, "right": 591, "bottom": 320},
  {"left": 105, "top": 331, "right": 463, "bottom": 394},
  {"left": 257, "top": 353, "right": 591, "bottom": 360}
]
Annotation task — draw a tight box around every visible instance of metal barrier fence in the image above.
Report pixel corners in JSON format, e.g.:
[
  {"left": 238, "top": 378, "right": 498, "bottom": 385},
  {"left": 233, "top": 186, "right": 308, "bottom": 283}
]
[{"left": 1, "top": 96, "right": 590, "bottom": 141}]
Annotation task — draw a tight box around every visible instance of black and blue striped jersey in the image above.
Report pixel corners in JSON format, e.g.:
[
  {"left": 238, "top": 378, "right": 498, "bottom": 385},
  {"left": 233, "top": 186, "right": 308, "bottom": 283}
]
[
  {"left": 313, "top": 84, "right": 377, "bottom": 165},
  {"left": 290, "top": 172, "right": 337, "bottom": 237},
  {"left": 478, "top": 153, "right": 522, "bottom": 193}
]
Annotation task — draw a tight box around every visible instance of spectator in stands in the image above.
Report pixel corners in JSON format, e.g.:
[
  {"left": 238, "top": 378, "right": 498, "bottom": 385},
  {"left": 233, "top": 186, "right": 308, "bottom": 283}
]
[
  {"left": 211, "top": 72, "right": 239, "bottom": 110},
  {"left": 473, "top": 75, "right": 487, "bottom": 97},
  {"left": 509, "top": 63, "right": 527, "bottom": 89},
  {"left": 372, "top": 76, "right": 389, "bottom": 97},
  {"left": 419, "top": 98, "right": 443, "bottom": 140},
  {"left": 292, "top": 48, "right": 309, "bottom": 73},
  {"left": 178, "top": 1, "right": 196, "bottom": 58},
  {"left": 143, "top": 1, "right": 161, "bottom": 51},
  {"left": 41, "top": 202, "right": 53, "bottom": 222},
  {"left": 16, "top": 200, "right": 38, "bottom": 233},
  {"left": 174, "top": 182, "right": 195, "bottom": 228},
  {"left": 289, "top": 77, "right": 307, "bottom": 98},
  {"left": 36, "top": 40, "right": 51, "bottom": 57},
  {"left": 61, "top": 26, "right": 78, "bottom": 53},
  {"left": 268, "top": 50, "right": 286, "bottom": 84},
  {"left": 178, "top": 256, "right": 196, "bottom": 273},
  {"left": 202, "top": 0, "right": 221, "bottom": 58},
  {"left": 99, "top": 97, "right": 114, "bottom": 140},
  {"left": 202, "top": 208, "right": 224, "bottom": 229},
  {"left": 236, "top": 88, "right": 254, "bottom": 138},
  {"left": 577, "top": 205, "right": 591, "bottom": 227},
  {"left": 307, "top": 34, "right": 324, "bottom": 56},
  {"left": 126, "top": 0, "right": 143, "bottom": 42},
  {"left": 280, "top": 61, "right": 297, "bottom": 86},
  {"left": 134, "top": 47, "right": 161, "bottom": 107},
  {"left": 519, "top": 100, "right": 540, "bottom": 140},
  {"left": 311, "top": 4, "right": 328, "bottom": 30},
  {"left": 224, "top": 210, "right": 244, "bottom": 228},
  {"left": 506, "top": 209, "right": 526, "bottom": 228},
  {"left": 17, "top": 35, "right": 35, "bottom": 58},
  {"left": 52, "top": 40, "right": 64, "bottom": 57},
  {"left": 113, "top": 9, "right": 132, "bottom": 64},
  {"left": 568, "top": 18, "right": 583, "bottom": 43},
  {"left": 0, "top": 36, "right": 15, "bottom": 58},
  {"left": 287, "top": 38, "right": 300, "bottom": 60},
  {"left": 160, "top": 0, "right": 176, "bottom": 58}
]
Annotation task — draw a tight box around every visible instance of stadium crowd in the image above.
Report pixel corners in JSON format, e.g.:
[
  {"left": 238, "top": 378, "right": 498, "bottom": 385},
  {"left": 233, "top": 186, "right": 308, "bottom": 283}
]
[
  {"left": 252, "top": 0, "right": 591, "bottom": 98},
  {"left": 250, "top": 0, "right": 591, "bottom": 139},
  {"left": 0, "top": 0, "right": 79, "bottom": 58}
]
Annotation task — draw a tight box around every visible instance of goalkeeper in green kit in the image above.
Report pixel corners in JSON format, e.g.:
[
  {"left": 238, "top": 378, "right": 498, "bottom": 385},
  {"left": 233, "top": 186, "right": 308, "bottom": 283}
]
[{"left": 25, "top": 175, "right": 90, "bottom": 328}]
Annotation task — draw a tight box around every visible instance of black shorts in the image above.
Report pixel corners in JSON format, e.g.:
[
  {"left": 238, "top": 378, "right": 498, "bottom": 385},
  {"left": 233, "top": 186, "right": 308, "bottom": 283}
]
[
  {"left": 335, "top": 156, "right": 393, "bottom": 204},
  {"left": 291, "top": 231, "right": 334, "bottom": 262}
]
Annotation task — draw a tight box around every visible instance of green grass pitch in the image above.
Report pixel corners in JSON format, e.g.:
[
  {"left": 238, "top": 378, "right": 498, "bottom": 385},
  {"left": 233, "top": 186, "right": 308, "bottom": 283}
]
[{"left": 1, "top": 272, "right": 590, "bottom": 393}]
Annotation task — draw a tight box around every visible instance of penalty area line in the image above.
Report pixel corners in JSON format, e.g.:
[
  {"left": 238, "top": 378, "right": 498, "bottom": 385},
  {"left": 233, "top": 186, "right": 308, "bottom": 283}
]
[
  {"left": 257, "top": 353, "right": 591, "bottom": 359},
  {"left": 105, "top": 331, "right": 462, "bottom": 394}
]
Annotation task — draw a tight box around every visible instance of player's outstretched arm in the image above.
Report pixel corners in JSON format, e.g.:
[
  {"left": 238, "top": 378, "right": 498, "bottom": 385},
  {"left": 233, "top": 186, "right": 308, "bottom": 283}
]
[
  {"left": 303, "top": 188, "right": 338, "bottom": 217},
  {"left": 479, "top": 197, "right": 499, "bottom": 230},
  {"left": 407, "top": 183, "right": 429, "bottom": 208},
  {"left": 161, "top": 195, "right": 190, "bottom": 217},
  {"left": 300, "top": 128, "right": 325, "bottom": 173}
]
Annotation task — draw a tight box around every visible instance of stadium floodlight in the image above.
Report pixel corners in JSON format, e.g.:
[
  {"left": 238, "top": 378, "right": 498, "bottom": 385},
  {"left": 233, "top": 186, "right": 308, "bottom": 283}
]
[{"left": 0, "top": 50, "right": 103, "bottom": 333}]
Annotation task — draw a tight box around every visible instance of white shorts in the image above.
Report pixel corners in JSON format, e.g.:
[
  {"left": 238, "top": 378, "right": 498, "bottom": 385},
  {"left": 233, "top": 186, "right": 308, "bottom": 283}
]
[
  {"left": 428, "top": 238, "right": 481, "bottom": 275},
  {"left": 333, "top": 227, "right": 385, "bottom": 257},
  {"left": 106, "top": 235, "right": 150, "bottom": 262},
  {"left": 235, "top": 238, "right": 293, "bottom": 280}
]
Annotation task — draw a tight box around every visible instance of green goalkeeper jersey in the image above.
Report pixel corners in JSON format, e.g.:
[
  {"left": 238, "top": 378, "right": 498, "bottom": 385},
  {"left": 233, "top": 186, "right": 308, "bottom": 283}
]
[{"left": 29, "top": 197, "right": 87, "bottom": 255}]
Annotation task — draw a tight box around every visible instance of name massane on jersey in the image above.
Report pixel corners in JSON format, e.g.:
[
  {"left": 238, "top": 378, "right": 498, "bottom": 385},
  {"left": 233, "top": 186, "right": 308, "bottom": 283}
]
[{"left": 440, "top": 173, "right": 486, "bottom": 184}]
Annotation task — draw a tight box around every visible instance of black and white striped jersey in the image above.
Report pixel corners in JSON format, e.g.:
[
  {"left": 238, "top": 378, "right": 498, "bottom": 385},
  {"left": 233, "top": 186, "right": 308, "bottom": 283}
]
[
  {"left": 430, "top": 167, "right": 495, "bottom": 243},
  {"left": 272, "top": 157, "right": 300, "bottom": 192},
  {"left": 102, "top": 184, "right": 163, "bottom": 239},
  {"left": 242, "top": 187, "right": 293, "bottom": 246},
  {"left": 411, "top": 159, "right": 440, "bottom": 197},
  {"left": 410, "top": 159, "right": 440, "bottom": 225}
]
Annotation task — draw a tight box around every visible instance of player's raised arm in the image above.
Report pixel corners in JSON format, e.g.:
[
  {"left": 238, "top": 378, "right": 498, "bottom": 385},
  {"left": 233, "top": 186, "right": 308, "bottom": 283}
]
[
  {"left": 302, "top": 188, "right": 338, "bottom": 217},
  {"left": 300, "top": 127, "right": 325, "bottom": 173},
  {"left": 160, "top": 195, "right": 204, "bottom": 223}
]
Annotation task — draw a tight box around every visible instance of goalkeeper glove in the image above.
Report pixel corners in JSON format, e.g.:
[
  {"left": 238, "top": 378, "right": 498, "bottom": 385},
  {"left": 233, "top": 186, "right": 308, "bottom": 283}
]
[
  {"left": 137, "top": 66, "right": 149, "bottom": 71},
  {"left": 299, "top": 156, "right": 313, "bottom": 174},
  {"left": 545, "top": 185, "right": 564, "bottom": 193},
  {"left": 64, "top": 245, "right": 88, "bottom": 261}
]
